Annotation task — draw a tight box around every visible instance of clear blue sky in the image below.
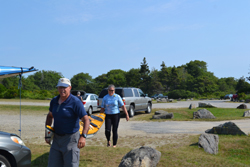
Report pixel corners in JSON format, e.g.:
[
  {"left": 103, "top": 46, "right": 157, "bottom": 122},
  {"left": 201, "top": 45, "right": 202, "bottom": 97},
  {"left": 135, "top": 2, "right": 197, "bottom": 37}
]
[{"left": 1, "top": 0, "right": 250, "bottom": 80}]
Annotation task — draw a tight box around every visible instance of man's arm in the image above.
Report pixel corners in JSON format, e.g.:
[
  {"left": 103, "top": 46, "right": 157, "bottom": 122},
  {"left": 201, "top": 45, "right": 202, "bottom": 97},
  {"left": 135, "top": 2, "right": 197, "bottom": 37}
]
[
  {"left": 78, "top": 115, "right": 90, "bottom": 149},
  {"left": 45, "top": 112, "right": 53, "bottom": 144},
  {"left": 45, "top": 112, "right": 53, "bottom": 126}
]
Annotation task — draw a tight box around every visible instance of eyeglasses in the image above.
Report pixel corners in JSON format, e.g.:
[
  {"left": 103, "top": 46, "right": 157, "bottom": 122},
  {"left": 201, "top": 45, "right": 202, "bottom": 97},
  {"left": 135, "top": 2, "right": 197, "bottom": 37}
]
[{"left": 108, "top": 89, "right": 115, "bottom": 92}]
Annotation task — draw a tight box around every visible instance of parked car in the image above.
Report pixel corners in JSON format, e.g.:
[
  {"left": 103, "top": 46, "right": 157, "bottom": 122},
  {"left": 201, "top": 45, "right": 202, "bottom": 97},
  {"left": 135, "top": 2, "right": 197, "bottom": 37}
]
[
  {"left": 71, "top": 90, "right": 98, "bottom": 115},
  {"left": 98, "top": 87, "right": 152, "bottom": 117},
  {"left": 0, "top": 131, "right": 31, "bottom": 167},
  {"left": 224, "top": 94, "right": 233, "bottom": 100},
  {"left": 152, "top": 94, "right": 168, "bottom": 100}
]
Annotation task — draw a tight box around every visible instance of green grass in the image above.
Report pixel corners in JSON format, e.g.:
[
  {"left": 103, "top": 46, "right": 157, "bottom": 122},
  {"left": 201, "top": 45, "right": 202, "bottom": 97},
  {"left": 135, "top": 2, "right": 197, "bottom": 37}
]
[
  {"left": 0, "top": 98, "right": 50, "bottom": 103},
  {"left": 132, "top": 108, "right": 249, "bottom": 121},
  {"left": 0, "top": 105, "right": 49, "bottom": 115},
  {"left": 27, "top": 135, "right": 250, "bottom": 167}
]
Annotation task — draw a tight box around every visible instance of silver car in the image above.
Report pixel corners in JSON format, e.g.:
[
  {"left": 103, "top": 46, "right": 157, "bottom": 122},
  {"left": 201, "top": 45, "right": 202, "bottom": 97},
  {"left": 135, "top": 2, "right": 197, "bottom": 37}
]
[
  {"left": 82, "top": 93, "right": 99, "bottom": 115},
  {"left": 0, "top": 131, "right": 31, "bottom": 167}
]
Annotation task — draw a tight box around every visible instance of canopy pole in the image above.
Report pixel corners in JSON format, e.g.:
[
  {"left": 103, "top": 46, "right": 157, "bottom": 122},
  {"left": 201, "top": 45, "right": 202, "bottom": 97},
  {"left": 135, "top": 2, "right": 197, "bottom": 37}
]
[{"left": 18, "top": 68, "right": 23, "bottom": 137}]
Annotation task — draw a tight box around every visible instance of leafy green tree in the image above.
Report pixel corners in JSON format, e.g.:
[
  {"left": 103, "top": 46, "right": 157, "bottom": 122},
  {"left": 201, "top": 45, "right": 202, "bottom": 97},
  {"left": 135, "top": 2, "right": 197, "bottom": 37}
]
[
  {"left": 30, "top": 70, "right": 63, "bottom": 90},
  {"left": 236, "top": 77, "right": 250, "bottom": 93},
  {"left": 159, "top": 61, "right": 171, "bottom": 92},
  {"left": 95, "top": 74, "right": 108, "bottom": 94},
  {"left": 126, "top": 68, "right": 140, "bottom": 87},
  {"left": 2, "top": 76, "right": 19, "bottom": 89},
  {"left": 149, "top": 68, "right": 163, "bottom": 95},
  {"left": 106, "top": 69, "right": 127, "bottom": 87},
  {"left": 71, "top": 72, "right": 96, "bottom": 93},
  {"left": 185, "top": 60, "right": 207, "bottom": 78},
  {"left": 0, "top": 84, "right": 7, "bottom": 98},
  {"left": 139, "top": 57, "right": 151, "bottom": 93}
]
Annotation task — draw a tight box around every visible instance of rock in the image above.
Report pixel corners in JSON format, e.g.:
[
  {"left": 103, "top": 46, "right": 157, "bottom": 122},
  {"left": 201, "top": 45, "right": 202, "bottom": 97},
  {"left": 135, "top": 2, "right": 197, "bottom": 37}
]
[
  {"left": 177, "top": 98, "right": 181, "bottom": 101},
  {"left": 119, "top": 146, "right": 161, "bottom": 167},
  {"left": 155, "top": 110, "right": 168, "bottom": 115},
  {"left": 243, "top": 110, "right": 250, "bottom": 117},
  {"left": 157, "top": 98, "right": 167, "bottom": 102},
  {"left": 237, "top": 104, "right": 247, "bottom": 109},
  {"left": 205, "top": 122, "right": 246, "bottom": 135},
  {"left": 167, "top": 99, "right": 173, "bottom": 102},
  {"left": 189, "top": 103, "right": 196, "bottom": 109},
  {"left": 193, "top": 109, "right": 216, "bottom": 119},
  {"left": 198, "top": 102, "right": 216, "bottom": 108},
  {"left": 198, "top": 134, "right": 219, "bottom": 155},
  {"left": 152, "top": 113, "right": 173, "bottom": 119}
]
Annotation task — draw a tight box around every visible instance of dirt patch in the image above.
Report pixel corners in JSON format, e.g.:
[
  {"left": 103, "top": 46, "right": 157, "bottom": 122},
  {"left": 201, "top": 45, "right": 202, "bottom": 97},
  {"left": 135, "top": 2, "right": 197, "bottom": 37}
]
[{"left": 0, "top": 113, "right": 193, "bottom": 148}]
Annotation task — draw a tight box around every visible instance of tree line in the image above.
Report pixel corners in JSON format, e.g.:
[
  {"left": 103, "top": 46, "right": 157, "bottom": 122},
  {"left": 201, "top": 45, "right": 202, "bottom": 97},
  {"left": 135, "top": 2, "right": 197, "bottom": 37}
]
[{"left": 0, "top": 58, "right": 250, "bottom": 100}]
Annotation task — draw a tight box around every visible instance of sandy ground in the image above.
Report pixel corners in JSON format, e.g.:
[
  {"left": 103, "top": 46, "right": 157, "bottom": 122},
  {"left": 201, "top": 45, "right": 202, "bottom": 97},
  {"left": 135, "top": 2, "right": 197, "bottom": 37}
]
[{"left": 0, "top": 100, "right": 249, "bottom": 148}]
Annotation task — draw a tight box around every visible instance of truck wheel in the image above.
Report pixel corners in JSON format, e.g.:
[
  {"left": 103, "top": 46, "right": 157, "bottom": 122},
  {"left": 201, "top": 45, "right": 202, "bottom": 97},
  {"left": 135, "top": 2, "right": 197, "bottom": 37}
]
[
  {"left": 88, "top": 107, "right": 93, "bottom": 116},
  {"left": 128, "top": 105, "right": 134, "bottom": 117},
  {"left": 145, "top": 103, "right": 152, "bottom": 114},
  {"left": 0, "top": 155, "right": 11, "bottom": 167}
]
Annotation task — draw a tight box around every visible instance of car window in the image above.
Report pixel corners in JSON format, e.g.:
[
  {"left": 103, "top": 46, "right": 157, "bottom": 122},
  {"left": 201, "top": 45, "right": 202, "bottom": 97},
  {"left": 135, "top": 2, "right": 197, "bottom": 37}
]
[
  {"left": 133, "top": 89, "right": 139, "bottom": 97},
  {"left": 138, "top": 89, "right": 145, "bottom": 97},
  {"left": 82, "top": 95, "right": 88, "bottom": 100},
  {"left": 123, "top": 88, "right": 133, "bottom": 97},
  {"left": 95, "top": 95, "right": 98, "bottom": 100},
  {"left": 90, "top": 95, "right": 95, "bottom": 100},
  {"left": 115, "top": 88, "right": 123, "bottom": 97},
  {"left": 99, "top": 89, "right": 108, "bottom": 98}
]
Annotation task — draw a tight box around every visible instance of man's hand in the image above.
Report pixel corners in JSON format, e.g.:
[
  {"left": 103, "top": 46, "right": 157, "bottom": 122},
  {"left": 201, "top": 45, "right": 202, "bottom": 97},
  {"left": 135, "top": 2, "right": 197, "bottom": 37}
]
[{"left": 78, "top": 136, "right": 86, "bottom": 149}]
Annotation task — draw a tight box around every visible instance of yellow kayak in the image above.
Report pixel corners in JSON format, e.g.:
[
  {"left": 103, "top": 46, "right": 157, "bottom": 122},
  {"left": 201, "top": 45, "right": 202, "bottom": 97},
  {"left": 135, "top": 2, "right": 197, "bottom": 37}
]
[
  {"left": 79, "top": 113, "right": 106, "bottom": 138},
  {"left": 46, "top": 113, "right": 105, "bottom": 143}
]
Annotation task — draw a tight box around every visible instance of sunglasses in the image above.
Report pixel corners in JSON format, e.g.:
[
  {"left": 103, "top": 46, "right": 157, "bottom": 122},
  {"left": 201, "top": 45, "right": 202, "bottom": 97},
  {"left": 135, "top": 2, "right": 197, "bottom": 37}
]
[{"left": 108, "top": 89, "right": 115, "bottom": 92}]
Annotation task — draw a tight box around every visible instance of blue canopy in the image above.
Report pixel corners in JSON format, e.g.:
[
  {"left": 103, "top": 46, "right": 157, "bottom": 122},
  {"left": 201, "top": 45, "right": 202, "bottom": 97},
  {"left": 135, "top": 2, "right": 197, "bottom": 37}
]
[{"left": 0, "top": 66, "right": 38, "bottom": 79}]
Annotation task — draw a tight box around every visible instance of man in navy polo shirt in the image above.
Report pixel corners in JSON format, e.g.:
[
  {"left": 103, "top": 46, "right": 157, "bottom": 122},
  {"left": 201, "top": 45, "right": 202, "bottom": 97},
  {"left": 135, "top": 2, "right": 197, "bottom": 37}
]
[{"left": 45, "top": 78, "right": 90, "bottom": 167}]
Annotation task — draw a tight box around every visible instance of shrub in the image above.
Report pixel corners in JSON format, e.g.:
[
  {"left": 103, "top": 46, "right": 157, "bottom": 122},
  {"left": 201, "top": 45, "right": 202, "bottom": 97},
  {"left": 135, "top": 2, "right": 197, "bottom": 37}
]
[{"left": 238, "top": 92, "right": 246, "bottom": 100}]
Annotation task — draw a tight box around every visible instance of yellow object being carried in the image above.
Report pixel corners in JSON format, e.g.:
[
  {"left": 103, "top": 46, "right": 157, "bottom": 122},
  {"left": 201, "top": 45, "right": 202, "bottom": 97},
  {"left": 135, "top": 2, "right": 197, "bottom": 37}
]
[
  {"left": 79, "top": 113, "right": 106, "bottom": 138},
  {"left": 46, "top": 113, "right": 106, "bottom": 144},
  {"left": 45, "top": 125, "right": 55, "bottom": 145}
]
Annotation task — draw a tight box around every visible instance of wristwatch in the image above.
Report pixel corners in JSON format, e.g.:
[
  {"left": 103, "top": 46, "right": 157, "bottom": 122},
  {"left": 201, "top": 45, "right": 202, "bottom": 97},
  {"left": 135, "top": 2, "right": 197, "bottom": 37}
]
[{"left": 81, "top": 134, "right": 87, "bottom": 138}]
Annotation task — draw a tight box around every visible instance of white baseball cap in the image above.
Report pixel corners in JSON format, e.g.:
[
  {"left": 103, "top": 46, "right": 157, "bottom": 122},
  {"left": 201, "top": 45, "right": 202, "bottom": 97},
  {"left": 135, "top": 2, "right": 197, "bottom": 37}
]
[{"left": 56, "top": 78, "right": 71, "bottom": 87}]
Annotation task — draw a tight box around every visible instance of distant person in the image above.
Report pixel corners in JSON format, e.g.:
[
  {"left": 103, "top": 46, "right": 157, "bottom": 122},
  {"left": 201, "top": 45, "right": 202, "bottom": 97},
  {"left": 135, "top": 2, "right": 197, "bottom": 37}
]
[
  {"left": 100, "top": 84, "right": 129, "bottom": 148},
  {"left": 77, "top": 91, "right": 83, "bottom": 102},
  {"left": 45, "top": 78, "right": 90, "bottom": 167}
]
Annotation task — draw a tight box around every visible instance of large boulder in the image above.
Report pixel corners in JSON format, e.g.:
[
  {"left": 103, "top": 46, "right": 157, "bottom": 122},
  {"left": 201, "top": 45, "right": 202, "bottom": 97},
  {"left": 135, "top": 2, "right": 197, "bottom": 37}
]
[
  {"left": 198, "top": 134, "right": 219, "bottom": 155},
  {"left": 198, "top": 102, "right": 216, "bottom": 108},
  {"left": 157, "top": 98, "right": 167, "bottom": 102},
  {"left": 152, "top": 110, "right": 173, "bottom": 119},
  {"left": 189, "top": 103, "right": 196, "bottom": 109},
  {"left": 119, "top": 146, "right": 161, "bottom": 167},
  {"left": 205, "top": 122, "right": 246, "bottom": 135},
  {"left": 193, "top": 109, "right": 216, "bottom": 119},
  {"left": 237, "top": 104, "right": 247, "bottom": 109},
  {"left": 243, "top": 110, "right": 250, "bottom": 117}
]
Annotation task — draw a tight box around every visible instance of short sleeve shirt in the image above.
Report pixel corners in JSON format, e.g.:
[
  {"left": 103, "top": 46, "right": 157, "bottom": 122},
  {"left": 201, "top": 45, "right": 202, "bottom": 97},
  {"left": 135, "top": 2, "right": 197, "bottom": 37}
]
[
  {"left": 49, "top": 94, "right": 87, "bottom": 134},
  {"left": 101, "top": 93, "right": 124, "bottom": 115}
]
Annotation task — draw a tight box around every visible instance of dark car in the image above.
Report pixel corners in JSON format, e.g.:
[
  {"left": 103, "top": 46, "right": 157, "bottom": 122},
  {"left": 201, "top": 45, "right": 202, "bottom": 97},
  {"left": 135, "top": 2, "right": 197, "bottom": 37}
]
[
  {"left": 151, "top": 94, "right": 168, "bottom": 100},
  {"left": 0, "top": 131, "right": 31, "bottom": 167}
]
